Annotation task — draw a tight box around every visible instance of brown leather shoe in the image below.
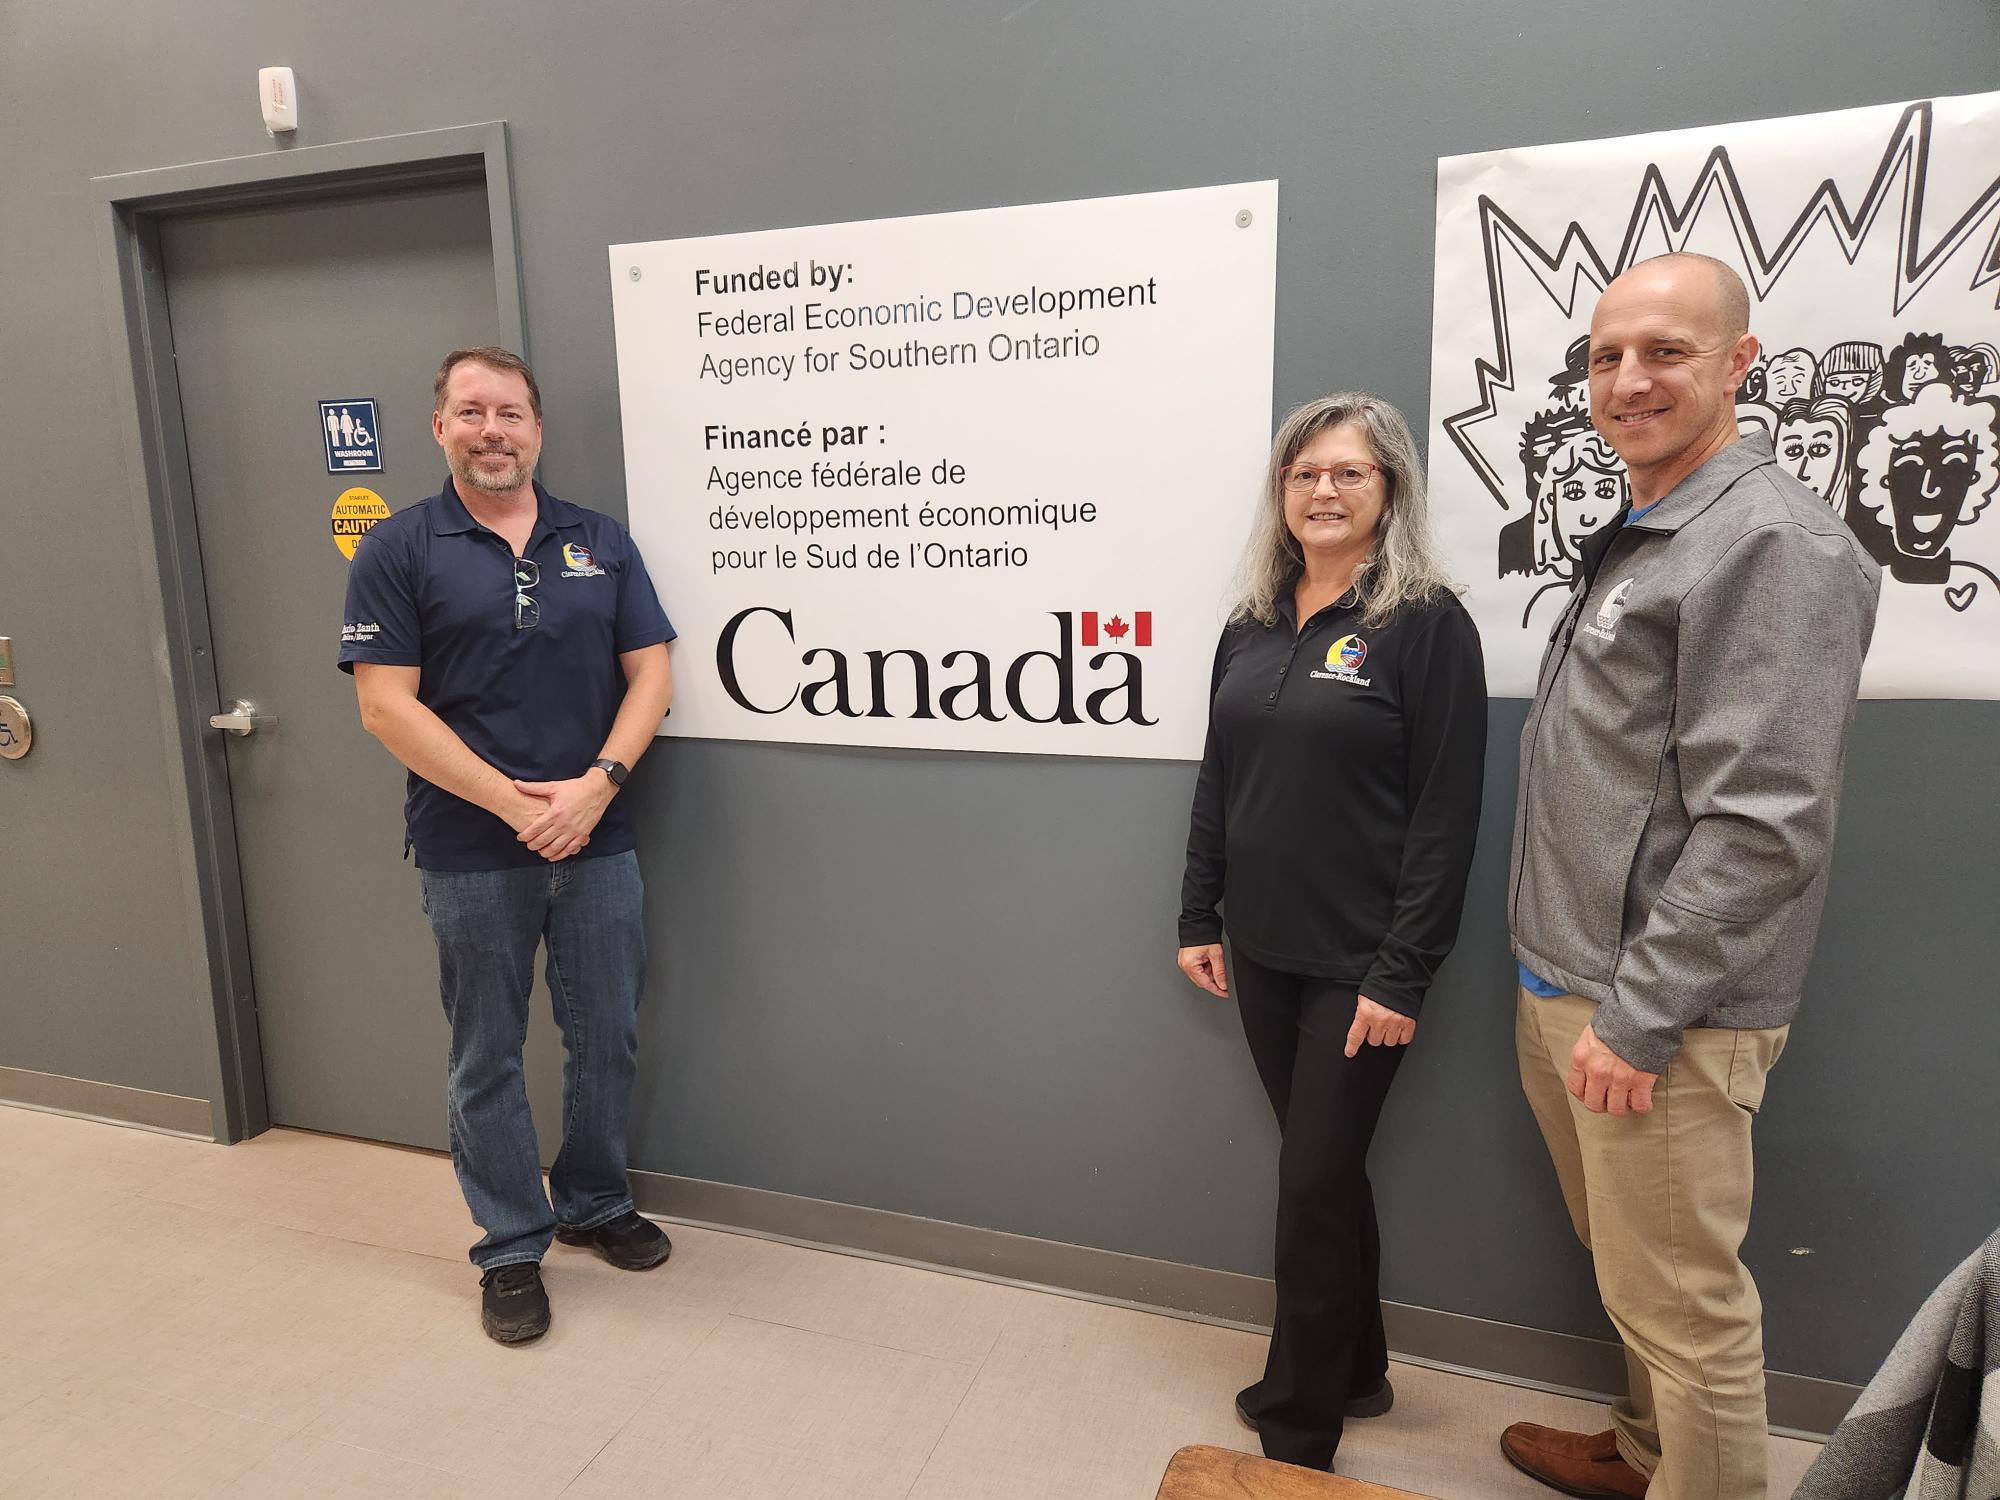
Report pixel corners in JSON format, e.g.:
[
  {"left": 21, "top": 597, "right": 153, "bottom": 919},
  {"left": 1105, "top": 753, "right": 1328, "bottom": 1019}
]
[{"left": 1499, "top": 1424, "right": 1649, "bottom": 1499}]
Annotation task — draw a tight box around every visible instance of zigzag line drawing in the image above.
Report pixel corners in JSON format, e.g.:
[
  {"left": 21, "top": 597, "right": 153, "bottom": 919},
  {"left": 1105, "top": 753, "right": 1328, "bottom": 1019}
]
[{"left": 1444, "top": 100, "right": 2000, "bottom": 513}]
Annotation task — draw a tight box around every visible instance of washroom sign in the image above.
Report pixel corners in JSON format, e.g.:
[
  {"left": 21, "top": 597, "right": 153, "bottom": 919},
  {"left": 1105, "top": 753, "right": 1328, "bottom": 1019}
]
[{"left": 609, "top": 181, "right": 1279, "bottom": 759}]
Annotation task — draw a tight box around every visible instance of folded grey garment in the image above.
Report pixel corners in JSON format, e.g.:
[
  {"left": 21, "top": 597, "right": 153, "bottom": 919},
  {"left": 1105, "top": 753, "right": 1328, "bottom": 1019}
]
[{"left": 1795, "top": 1226, "right": 2000, "bottom": 1500}]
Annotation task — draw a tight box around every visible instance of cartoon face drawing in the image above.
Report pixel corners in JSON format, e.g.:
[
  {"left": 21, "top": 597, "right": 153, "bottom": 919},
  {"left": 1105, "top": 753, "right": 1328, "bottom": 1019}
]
[
  {"left": 1950, "top": 343, "right": 1999, "bottom": 394},
  {"left": 1820, "top": 341, "right": 1885, "bottom": 405},
  {"left": 1505, "top": 404, "right": 1592, "bottom": 579},
  {"left": 1774, "top": 398, "right": 1851, "bottom": 507},
  {"left": 1541, "top": 429, "right": 1628, "bottom": 568},
  {"left": 1765, "top": 349, "right": 1818, "bottom": 404},
  {"left": 1547, "top": 333, "right": 1592, "bottom": 413},
  {"left": 1885, "top": 332, "right": 1955, "bottom": 404},
  {"left": 1885, "top": 432, "right": 1980, "bottom": 555},
  {"left": 1853, "top": 385, "right": 2000, "bottom": 562}
]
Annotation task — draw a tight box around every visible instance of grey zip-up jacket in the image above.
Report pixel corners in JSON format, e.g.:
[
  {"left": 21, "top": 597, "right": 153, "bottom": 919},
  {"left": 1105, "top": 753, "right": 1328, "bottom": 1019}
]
[{"left": 1509, "top": 433, "right": 1881, "bottom": 1073}]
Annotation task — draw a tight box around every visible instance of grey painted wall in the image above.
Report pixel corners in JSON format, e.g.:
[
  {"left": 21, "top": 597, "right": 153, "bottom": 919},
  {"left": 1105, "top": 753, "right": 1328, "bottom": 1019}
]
[{"left": 2, "top": 0, "right": 1996, "bottom": 1385}]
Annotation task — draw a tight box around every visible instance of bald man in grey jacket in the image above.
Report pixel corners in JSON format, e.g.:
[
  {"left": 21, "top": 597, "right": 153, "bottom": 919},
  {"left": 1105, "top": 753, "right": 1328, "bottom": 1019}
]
[{"left": 1501, "top": 253, "right": 1880, "bottom": 1500}]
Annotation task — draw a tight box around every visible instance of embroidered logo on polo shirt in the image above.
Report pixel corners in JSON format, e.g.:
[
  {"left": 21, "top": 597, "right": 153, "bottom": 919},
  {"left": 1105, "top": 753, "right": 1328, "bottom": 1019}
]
[
  {"left": 561, "top": 542, "right": 607, "bottom": 579},
  {"left": 1308, "top": 633, "right": 1373, "bottom": 686},
  {"left": 1582, "top": 578, "right": 1636, "bottom": 642}
]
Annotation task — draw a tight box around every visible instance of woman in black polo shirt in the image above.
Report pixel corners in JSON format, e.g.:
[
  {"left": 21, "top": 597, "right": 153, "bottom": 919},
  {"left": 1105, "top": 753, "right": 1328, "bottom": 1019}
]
[{"left": 1178, "top": 392, "right": 1486, "bottom": 1473}]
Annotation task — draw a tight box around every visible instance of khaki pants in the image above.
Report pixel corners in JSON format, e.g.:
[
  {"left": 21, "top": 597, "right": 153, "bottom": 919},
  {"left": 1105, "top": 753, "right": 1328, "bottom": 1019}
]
[{"left": 1516, "top": 989, "right": 1788, "bottom": 1500}]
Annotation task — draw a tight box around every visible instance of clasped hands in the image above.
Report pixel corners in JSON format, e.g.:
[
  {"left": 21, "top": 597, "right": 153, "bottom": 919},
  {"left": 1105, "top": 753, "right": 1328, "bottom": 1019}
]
[
  {"left": 1174, "top": 944, "right": 1415, "bottom": 1057},
  {"left": 507, "top": 771, "right": 615, "bottom": 862}
]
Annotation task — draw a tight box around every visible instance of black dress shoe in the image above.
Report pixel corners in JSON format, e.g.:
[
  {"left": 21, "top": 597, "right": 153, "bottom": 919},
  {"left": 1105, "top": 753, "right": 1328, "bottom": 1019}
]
[
  {"left": 479, "top": 1262, "right": 550, "bottom": 1344},
  {"left": 1235, "top": 1384, "right": 1261, "bottom": 1431},
  {"left": 1234, "top": 1376, "right": 1395, "bottom": 1431},
  {"left": 556, "top": 1210, "right": 673, "bottom": 1270},
  {"left": 1347, "top": 1378, "right": 1395, "bottom": 1418}
]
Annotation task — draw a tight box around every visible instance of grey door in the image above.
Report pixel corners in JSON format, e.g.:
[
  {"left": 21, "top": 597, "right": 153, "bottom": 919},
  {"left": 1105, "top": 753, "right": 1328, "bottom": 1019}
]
[{"left": 162, "top": 183, "right": 564, "bottom": 1153}]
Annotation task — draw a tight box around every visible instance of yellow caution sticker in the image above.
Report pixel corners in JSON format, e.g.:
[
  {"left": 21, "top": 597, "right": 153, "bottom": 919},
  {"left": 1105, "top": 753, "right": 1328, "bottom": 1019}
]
[{"left": 331, "top": 487, "right": 391, "bottom": 560}]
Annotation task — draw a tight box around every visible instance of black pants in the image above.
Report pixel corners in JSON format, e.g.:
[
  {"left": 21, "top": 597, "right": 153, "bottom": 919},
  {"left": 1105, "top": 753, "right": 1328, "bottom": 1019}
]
[{"left": 1233, "top": 949, "right": 1406, "bottom": 1472}]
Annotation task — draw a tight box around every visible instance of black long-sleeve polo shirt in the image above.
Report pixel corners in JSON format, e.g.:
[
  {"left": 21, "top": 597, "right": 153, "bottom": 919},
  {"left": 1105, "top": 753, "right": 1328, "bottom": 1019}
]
[{"left": 1179, "top": 589, "right": 1488, "bottom": 1017}]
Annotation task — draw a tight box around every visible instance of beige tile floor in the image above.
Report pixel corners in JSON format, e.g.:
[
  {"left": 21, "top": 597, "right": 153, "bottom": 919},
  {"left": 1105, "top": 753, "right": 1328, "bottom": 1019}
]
[{"left": 0, "top": 1105, "right": 1824, "bottom": 1499}]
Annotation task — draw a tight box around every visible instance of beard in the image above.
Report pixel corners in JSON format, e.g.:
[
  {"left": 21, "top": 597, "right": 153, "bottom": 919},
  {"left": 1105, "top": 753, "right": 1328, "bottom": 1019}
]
[{"left": 455, "top": 446, "right": 533, "bottom": 493}]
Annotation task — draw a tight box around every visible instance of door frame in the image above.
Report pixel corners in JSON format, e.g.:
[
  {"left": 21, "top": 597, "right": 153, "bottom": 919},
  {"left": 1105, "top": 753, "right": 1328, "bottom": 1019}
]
[{"left": 93, "top": 123, "right": 528, "bottom": 1143}]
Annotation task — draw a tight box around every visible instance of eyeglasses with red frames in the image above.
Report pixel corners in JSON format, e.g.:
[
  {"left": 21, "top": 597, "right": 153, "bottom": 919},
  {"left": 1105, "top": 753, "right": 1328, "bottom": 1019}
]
[{"left": 1280, "top": 460, "right": 1382, "bottom": 493}]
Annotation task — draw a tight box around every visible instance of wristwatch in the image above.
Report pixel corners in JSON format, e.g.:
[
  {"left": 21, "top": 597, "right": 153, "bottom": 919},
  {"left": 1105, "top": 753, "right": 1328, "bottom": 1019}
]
[{"left": 590, "top": 758, "right": 629, "bottom": 787}]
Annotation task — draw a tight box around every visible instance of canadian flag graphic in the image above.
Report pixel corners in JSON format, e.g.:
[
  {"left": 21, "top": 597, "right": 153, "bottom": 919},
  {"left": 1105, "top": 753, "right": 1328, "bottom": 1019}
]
[{"left": 1080, "top": 611, "right": 1152, "bottom": 647}]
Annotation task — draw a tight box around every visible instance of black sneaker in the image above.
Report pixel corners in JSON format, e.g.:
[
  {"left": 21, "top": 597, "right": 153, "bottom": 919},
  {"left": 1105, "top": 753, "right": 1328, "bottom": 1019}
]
[
  {"left": 556, "top": 1210, "right": 673, "bottom": 1270},
  {"left": 479, "top": 1262, "right": 550, "bottom": 1344}
]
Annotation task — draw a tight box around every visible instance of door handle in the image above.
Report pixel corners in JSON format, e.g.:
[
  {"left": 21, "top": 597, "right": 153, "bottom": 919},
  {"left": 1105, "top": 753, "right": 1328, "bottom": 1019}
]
[{"left": 208, "top": 699, "right": 276, "bottom": 736}]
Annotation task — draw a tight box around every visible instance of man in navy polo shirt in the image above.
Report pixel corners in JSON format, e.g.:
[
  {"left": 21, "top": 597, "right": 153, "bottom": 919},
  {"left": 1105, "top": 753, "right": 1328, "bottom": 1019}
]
[{"left": 340, "top": 345, "right": 677, "bottom": 1344}]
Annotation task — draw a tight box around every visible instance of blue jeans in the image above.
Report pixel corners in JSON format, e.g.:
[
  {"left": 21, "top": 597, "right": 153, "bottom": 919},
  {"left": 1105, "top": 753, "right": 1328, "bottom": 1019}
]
[{"left": 419, "top": 850, "right": 647, "bottom": 1270}]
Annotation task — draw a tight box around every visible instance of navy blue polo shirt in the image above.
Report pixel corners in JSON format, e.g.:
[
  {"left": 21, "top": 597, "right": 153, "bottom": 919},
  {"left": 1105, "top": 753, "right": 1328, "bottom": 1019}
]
[{"left": 338, "top": 478, "right": 675, "bottom": 871}]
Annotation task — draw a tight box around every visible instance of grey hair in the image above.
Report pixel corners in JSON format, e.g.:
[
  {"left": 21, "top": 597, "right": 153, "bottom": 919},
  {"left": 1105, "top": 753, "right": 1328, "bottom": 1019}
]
[{"left": 1230, "top": 392, "right": 1458, "bottom": 630}]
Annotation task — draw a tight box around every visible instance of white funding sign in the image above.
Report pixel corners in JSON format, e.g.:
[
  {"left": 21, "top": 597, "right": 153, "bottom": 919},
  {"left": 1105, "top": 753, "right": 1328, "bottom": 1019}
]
[
  {"left": 1427, "top": 92, "right": 2000, "bottom": 698},
  {"left": 609, "top": 181, "right": 1278, "bottom": 758}
]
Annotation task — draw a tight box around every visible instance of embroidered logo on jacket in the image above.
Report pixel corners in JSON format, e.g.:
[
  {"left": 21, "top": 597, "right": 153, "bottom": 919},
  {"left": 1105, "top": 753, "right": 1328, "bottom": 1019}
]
[{"left": 1582, "top": 578, "right": 1636, "bottom": 642}]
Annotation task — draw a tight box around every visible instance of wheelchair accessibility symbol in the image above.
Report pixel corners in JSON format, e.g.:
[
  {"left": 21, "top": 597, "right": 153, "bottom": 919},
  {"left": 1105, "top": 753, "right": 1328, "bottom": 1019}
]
[
  {"left": 0, "top": 696, "right": 32, "bottom": 761},
  {"left": 320, "top": 398, "right": 383, "bottom": 473}
]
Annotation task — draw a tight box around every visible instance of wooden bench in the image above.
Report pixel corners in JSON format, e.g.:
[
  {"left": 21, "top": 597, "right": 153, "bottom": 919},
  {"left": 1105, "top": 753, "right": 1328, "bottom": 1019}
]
[{"left": 1156, "top": 1444, "right": 1436, "bottom": 1500}]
